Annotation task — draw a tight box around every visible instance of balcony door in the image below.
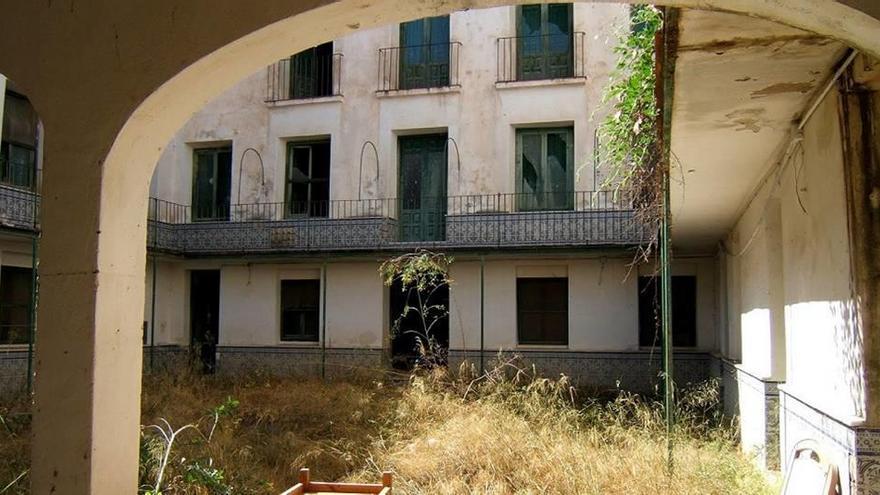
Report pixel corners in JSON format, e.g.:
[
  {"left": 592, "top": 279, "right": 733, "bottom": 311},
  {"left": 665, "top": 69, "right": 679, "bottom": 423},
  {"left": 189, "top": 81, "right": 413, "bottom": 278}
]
[
  {"left": 517, "top": 3, "right": 574, "bottom": 81},
  {"left": 399, "top": 16, "right": 450, "bottom": 90},
  {"left": 399, "top": 134, "right": 447, "bottom": 242},
  {"left": 190, "top": 270, "right": 220, "bottom": 374},
  {"left": 192, "top": 147, "right": 232, "bottom": 221},
  {"left": 285, "top": 140, "right": 330, "bottom": 218},
  {"left": 516, "top": 127, "right": 574, "bottom": 211},
  {"left": 290, "top": 42, "right": 334, "bottom": 99}
]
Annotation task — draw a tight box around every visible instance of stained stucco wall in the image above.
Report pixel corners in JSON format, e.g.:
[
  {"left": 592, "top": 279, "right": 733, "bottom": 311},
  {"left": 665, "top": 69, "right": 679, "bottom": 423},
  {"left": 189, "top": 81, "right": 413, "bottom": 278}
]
[
  {"left": 724, "top": 85, "right": 862, "bottom": 422},
  {"left": 149, "top": 4, "right": 627, "bottom": 206}
]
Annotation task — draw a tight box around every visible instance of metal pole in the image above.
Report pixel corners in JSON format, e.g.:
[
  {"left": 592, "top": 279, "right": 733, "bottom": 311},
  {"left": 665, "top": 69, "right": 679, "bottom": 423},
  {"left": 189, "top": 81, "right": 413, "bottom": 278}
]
[
  {"left": 149, "top": 254, "right": 157, "bottom": 372},
  {"left": 661, "top": 160, "right": 674, "bottom": 470},
  {"left": 479, "top": 255, "right": 485, "bottom": 374}
]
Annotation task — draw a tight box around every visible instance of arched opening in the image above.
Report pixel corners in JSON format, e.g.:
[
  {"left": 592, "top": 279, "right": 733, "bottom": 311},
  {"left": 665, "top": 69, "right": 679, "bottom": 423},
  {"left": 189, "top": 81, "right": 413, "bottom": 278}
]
[{"left": 1, "top": 1, "right": 879, "bottom": 493}]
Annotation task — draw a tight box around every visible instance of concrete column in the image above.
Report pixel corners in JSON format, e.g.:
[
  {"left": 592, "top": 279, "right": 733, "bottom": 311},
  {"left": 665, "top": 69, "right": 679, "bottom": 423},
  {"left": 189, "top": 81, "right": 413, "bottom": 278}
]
[{"left": 30, "top": 122, "right": 147, "bottom": 493}]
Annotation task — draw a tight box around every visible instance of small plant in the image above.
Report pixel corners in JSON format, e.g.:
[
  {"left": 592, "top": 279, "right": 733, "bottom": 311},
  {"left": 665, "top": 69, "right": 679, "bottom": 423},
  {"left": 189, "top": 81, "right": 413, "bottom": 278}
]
[{"left": 380, "top": 250, "right": 453, "bottom": 369}]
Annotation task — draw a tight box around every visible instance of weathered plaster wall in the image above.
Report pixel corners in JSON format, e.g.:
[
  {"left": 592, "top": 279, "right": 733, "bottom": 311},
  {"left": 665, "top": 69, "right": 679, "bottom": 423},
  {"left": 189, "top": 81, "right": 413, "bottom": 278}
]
[{"left": 149, "top": 4, "right": 626, "bottom": 206}]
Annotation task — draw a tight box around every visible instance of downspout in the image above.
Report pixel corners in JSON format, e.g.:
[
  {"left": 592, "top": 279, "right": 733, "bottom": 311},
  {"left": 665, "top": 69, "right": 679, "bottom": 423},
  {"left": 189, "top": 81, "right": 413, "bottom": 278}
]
[
  {"left": 26, "top": 226, "right": 38, "bottom": 395},
  {"left": 479, "top": 255, "right": 485, "bottom": 374},
  {"left": 149, "top": 254, "right": 157, "bottom": 372},
  {"left": 656, "top": 6, "right": 680, "bottom": 471},
  {"left": 321, "top": 260, "right": 328, "bottom": 380}
]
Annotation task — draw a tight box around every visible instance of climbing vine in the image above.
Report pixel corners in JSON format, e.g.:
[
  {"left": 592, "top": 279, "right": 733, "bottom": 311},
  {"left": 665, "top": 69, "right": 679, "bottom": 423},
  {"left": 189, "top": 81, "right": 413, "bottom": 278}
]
[{"left": 597, "top": 5, "right": 664, "bottom": 254}]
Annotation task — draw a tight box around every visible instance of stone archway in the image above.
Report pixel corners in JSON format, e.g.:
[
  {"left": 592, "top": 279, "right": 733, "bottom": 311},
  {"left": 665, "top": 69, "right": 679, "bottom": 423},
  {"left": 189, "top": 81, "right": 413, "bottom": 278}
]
[{"left": 0, "top": 1, "right": 879, "bottom": 493}]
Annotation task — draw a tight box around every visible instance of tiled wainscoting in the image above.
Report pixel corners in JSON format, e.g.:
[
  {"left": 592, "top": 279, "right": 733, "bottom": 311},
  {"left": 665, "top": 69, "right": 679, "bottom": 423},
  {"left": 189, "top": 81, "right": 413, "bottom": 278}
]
[
  {"left": 215, "top": 346, "right": 385, "bottom": 378},
  {"left": 780, "top": 391, "right": 880, "bottom": 495},
  {"left": 449, "top": 350, "right": 715, "bottom": 393},
  {"left": 0, "top": 348, "right": 29, "bottom": 396}
]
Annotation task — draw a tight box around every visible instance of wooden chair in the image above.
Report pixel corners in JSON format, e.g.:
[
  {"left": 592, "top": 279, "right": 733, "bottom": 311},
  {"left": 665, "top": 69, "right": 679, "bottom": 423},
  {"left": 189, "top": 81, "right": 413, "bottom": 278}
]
[
  {"left": 781, "top": 439, "right": 840, "bottom": 495},
  {"left": 281, "top": 468, "right": 393, "bottom": 495}
]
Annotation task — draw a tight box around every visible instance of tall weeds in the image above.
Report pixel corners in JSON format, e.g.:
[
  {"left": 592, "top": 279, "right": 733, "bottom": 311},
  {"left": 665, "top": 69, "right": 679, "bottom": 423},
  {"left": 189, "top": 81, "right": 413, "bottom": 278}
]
[{"left": 0, "top": 359, "right": 774, "bottom": 494}]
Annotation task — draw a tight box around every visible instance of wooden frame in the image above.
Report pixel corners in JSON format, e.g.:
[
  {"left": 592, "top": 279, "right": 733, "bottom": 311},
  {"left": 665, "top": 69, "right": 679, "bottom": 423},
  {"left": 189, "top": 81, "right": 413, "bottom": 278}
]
[{"left": 281, "top": 468, "right": 393, "bottom": 495}]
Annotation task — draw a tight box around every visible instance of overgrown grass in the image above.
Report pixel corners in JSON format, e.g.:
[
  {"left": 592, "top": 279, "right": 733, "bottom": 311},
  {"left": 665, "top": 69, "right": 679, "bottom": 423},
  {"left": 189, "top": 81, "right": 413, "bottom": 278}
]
[{"left": 0, "top": 358, "right": 775, "bottom": 494}]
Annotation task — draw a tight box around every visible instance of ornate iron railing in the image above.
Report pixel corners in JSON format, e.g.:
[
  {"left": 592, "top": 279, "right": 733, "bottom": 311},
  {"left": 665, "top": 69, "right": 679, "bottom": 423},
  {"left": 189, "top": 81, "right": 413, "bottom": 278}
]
[
  {"left": 147, "top": 191, "right": 650, "bottom": 255},
  {"left": 377, "top": 42, "right": 462, "bottom": 92},
  {"left": 265, "top": 53, "right": 343, "bottom": 103},
  {"left": 496, "top": 32, "right": 586, "bottom": 83},
  {"left": 0, "top": 184, "right": 39, "bottom": 231}
]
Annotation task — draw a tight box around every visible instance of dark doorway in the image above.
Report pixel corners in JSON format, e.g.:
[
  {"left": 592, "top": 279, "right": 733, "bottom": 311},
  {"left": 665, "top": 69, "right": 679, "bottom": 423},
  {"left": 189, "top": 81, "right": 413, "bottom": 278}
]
[
  {"left": 190, "top": 270, "right": 221, "bottom": 373},
  {"left": 638, "top": 275, "right": 697, "bottom": 348},
  {"left": 398, "top": 133, "right": 448, "bottom": 242},
  {"left": 389, "top": 278, "right": 449, "bottom": 370}
]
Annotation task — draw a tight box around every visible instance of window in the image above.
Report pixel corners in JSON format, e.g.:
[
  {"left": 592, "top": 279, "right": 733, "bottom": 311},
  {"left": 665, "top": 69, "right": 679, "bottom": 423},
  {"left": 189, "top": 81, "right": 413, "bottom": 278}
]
[
  {"left": 638, "top": 276, "right": 697, "bottom": 348},
  {"left": 516, "top": 127, "right": 574, "bottom": 211},
  {"left": 290, "top": 42, "right": 335, "bottom": 99},
  {"left": 280, "top": 279, "right": 320, "bottom": 342},
  {"left": 192, "top": 147, "right": 232, "bottom": 221},
  {"left": 517, "top": 3, "right": 574, "bottom": 81},
  {"left": 1, "top": 92, "right": 38, "bottom": 190},
  {"left": 285, "top": 140, "right": 330, "bottom": 217},
  {"left": 517, "top": 277, "right": 568, "bottom": 345},
  {"left": 0, "top": 266, "right": 32, "bottom": 345},
  {"left": 399, "top": 16, "right": 450, "bottom": 89}
]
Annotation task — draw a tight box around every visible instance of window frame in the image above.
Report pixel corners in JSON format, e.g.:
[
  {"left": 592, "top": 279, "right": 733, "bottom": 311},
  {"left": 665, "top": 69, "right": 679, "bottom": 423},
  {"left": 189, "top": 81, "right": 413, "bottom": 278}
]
[
  {"left": 516, "top": 277, "right": 569, "bottom": 346},
  {"left": 279, "top": 279, "right": 321, "bottom": 343},
  {"left": 191, "top": 146, "right": 233, "bottom": 222},
  {"left": 515, "top": 126, "right": 574, "bottom": 212},
  {"left": 515, "top": 3, "right": 574, "bottom": 81},
  {"left": 284, "top": 139, "right": 331, "bottom": 218}
]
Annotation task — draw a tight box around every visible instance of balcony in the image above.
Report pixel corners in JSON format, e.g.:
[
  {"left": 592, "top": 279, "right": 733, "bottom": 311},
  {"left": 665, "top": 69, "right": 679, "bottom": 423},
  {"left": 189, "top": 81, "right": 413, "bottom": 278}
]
[
  {"left": 146, "top": 191, "right": 650, "bottom": 255},
  {"left": 496, "top": 32, "right": 586, "bottom": 83},
  {"left": 265, "top": 52, "right": 343, "bottom": 103},
  {"left": 0, "top": 184, "right": 39, "bottom": 232},
  {"left": 377, "top": 42, "right": 462, "bottom": 92}
]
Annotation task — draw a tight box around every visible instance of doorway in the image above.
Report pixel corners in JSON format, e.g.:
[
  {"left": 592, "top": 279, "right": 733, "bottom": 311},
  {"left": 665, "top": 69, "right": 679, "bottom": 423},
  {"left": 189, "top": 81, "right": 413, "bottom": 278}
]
[
  {"left": 190, "top": 270, "right": 221, "bottom": 373},
  {"left": 398, "top": 133, "right": 448, "bottom": 242},
  {"left": 389, "top": 277, "right": 449, "bottom": 370}
]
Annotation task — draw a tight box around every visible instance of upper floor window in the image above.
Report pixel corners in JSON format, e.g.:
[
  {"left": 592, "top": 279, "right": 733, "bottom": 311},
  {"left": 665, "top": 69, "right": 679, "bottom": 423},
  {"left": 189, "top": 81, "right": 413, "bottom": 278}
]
[
  {"left": 516, "top": 127, "right": 574, "bottom": 211},
  {"left": 517, "top": 277, "right": 568, "bottom": 346},
  {"left": 285, "top": 140, "right": 330, "bottom": 218},
  {"left": 517, "top": 3, "right": 574, "bottom": 81},
  {"left": 1, "top": 92, "right": 38, "bottom": 190},
  {"left": 290, "top": 42, "right": 335, "bottom": 100},
  {"left": 280, "top": 279, "right": 320, "bottom": 342},
  {"left": 192, "top": 147, "right": 232, "bottom": 221},
  {"left": 395, "top": 16, "right": 451, "bottom": 90}
]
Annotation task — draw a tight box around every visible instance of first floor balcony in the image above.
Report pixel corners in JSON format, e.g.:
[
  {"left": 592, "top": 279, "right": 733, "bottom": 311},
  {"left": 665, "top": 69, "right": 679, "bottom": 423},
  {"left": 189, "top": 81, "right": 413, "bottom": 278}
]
[{"left": 146, "top": 190, "right": 651, "bottom": 255}]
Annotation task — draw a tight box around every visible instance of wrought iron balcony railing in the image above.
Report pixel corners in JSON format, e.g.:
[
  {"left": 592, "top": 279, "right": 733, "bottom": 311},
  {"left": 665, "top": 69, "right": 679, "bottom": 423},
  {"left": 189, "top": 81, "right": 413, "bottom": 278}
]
[
  {"left": 265, "top": 53, "right": 343, "bottom": 103},
  {"left": 377, "top": 42, "right": 462, "bottom": 92},
  {"left": 147, "top": 190, "right": 650, "bottom": 255},
  {"left": 496, "top": 32, "right": 586, "bottom": 83},
  {"left": 0, "top": 184, "right": 39, "bottom": 232}
]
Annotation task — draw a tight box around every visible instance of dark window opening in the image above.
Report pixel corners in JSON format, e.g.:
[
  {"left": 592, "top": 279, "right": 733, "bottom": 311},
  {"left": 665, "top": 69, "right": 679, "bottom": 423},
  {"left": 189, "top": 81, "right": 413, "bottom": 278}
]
[
  {"left": 281, "top": 279, "right": 320, "bottom": 342},
  {"left": 290, "top": 42, "right": 334, "bottom": 99},
  {"left": 516, "top": 127, "right": 574, "bottom": 211},
  {"left": 638, "top": 275, "right": 697, "bottom": 348},
  {"left": 190, "top": 270, "right": 220, "bottom": 373},
  {"left": 399, "top": 16, "right": 451, "bottom": 90},
  {"left": 517, "top": 277, "right": 568, "bottom": 345},
  {"left": 517, "top": 3, "right": 574, "bottom": 81},
  {"left": 389, "top": 277, "right": 449, "bottom": 370},
  {"left": 0, "top": 266, "right": 32, "bottom": 345},
  {"left": 1, "top": 92, "right": 38, "bottom": 190},
  {"left": 192, "top": 147, "right": 232, "bottom": 221},
  {"left": 285, "top": 140, "right": 330, "bottom": 218}
]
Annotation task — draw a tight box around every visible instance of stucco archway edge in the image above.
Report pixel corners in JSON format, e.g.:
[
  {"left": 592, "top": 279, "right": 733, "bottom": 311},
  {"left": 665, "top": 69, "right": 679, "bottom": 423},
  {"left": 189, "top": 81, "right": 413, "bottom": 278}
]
[{"left": 1, "top": 0, "right": 879, "bottom": 494}]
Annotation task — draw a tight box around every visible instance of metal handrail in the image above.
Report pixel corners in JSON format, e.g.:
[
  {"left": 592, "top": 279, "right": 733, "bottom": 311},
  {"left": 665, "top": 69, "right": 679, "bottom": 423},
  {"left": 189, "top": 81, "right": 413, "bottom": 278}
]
[
  {"left": 377, "top": 41, "right": 462, "bottom": 92},
  {"left": 496, "top": 32, "right": 586, "bottom": 83}
]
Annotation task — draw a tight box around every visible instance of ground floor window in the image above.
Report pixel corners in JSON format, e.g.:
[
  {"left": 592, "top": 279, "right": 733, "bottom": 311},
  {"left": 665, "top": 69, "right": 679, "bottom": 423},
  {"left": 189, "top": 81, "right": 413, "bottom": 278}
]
[
  {"left": 0, "top": 266, "right": 32, "bottom": 345},
  {"left": 280, "top": 279, "right": 320, "bottom": 342},
  {"left": 637, "top": 275, "right": 697, "bottom": 348},
  {"left": 517, "top": 277, "right": 568, "bottom": 345}
]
